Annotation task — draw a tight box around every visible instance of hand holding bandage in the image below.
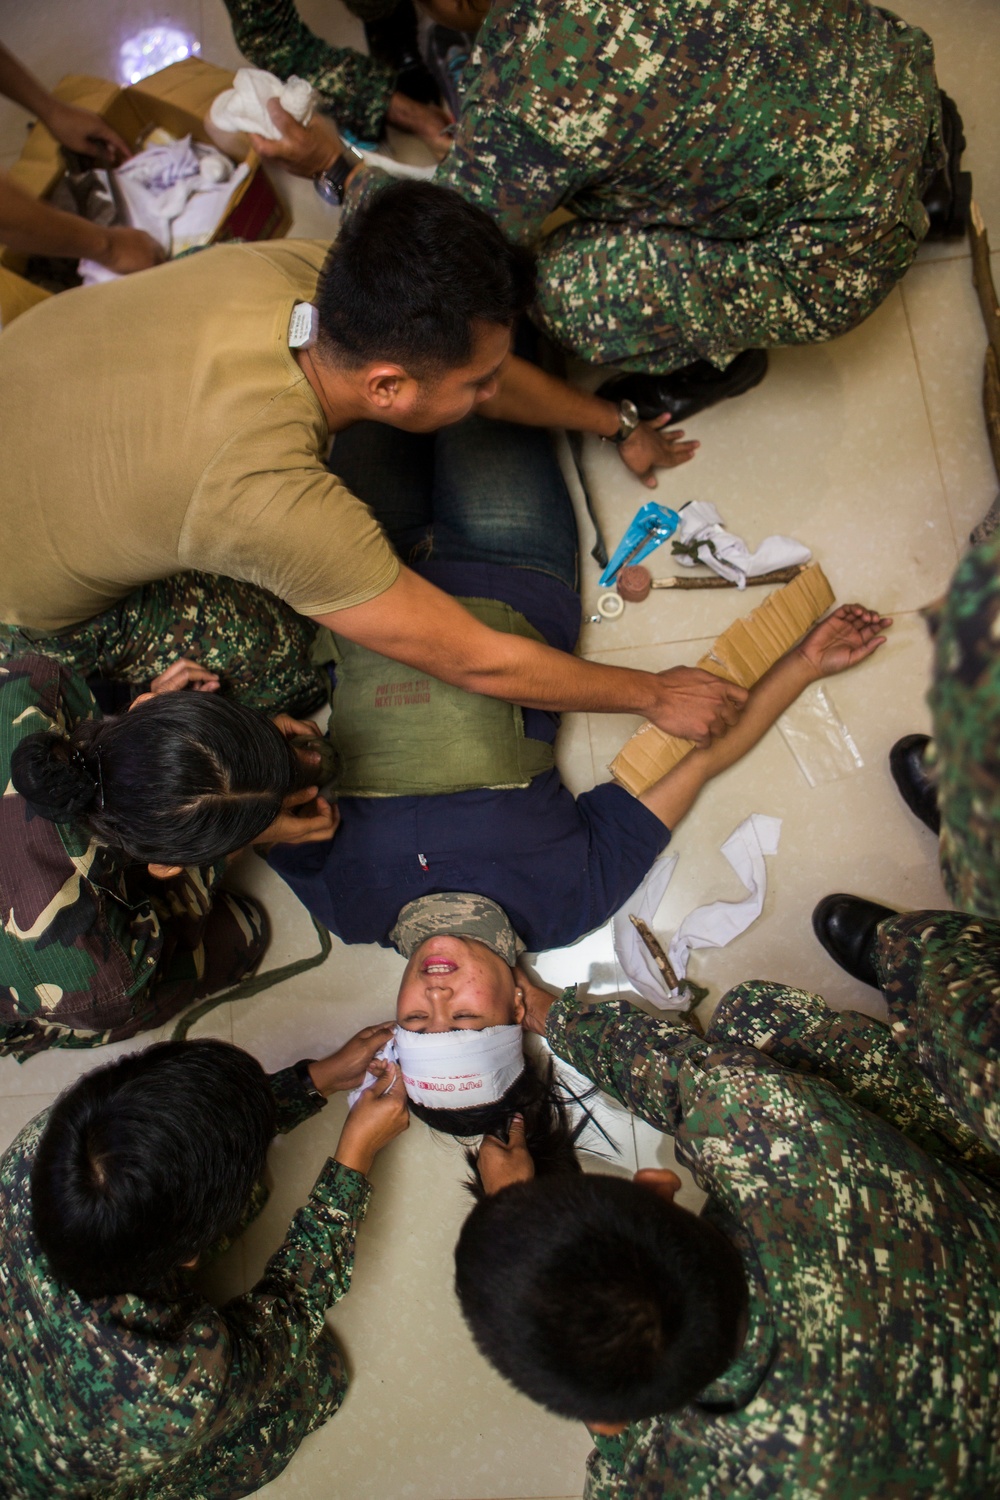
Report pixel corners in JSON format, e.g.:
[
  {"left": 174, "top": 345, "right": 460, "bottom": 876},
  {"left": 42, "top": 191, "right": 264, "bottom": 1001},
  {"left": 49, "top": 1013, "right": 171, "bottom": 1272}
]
[{"left": 335, "top": 1064, "right": 409, "bottom": 1178}]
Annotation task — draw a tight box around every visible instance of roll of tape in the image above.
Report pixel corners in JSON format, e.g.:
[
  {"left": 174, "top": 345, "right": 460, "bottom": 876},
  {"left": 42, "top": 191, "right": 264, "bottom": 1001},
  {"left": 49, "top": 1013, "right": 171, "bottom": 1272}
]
[{"left": 597, "top": 592, "right": 625, "bottom": 619}]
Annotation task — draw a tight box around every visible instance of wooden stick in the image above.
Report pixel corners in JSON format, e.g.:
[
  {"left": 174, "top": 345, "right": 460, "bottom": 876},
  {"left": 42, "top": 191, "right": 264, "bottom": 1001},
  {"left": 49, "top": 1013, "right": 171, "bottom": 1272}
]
[
  {"left": 970, "top": 200, "right": 1000, "bottom": 361},
  {"left": 628, "top": 914, "right": 681, "bottom": 990},
  {"left": 648, "top": 564, "right": 807, "bottom": 591}
]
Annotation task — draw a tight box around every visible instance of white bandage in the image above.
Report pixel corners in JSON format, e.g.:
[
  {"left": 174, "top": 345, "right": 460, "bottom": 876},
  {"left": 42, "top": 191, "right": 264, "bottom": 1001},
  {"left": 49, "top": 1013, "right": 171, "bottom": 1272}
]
[
  {"left": 394, "top": 1024, "right": 525, "bottom": 1110},
  {"left": 346, "top": 1025, "right": 526, "bottom": 1111}
]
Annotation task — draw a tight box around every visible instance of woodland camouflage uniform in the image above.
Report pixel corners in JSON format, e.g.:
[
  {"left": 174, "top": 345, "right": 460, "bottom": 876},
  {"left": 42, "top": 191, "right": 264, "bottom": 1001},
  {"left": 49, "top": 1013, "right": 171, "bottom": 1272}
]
[{"left": 0, "top": 655, "right": 267, "bottom": 1059}]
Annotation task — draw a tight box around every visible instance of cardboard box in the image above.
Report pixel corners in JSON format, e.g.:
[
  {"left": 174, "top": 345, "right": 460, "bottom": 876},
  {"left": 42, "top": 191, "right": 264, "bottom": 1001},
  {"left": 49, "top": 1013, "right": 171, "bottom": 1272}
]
[
  {"left": 610, "top": 564, "right": 836, "bottom": 795},
  {"left": 1, "top": 57, "right": 289, "bottom": 273}
]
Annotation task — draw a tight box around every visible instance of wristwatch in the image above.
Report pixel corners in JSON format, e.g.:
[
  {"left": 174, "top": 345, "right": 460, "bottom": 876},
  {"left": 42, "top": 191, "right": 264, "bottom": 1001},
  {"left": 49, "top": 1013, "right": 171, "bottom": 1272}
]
[
  {"left": 293, "top": 1057, "right": 328, "bottom": 1108},
  {"left": 602, "top": 398, "right": 641, "bottom": 445},
  {"left": 314, "top": 139, "right": 366, "bottom": 206}
]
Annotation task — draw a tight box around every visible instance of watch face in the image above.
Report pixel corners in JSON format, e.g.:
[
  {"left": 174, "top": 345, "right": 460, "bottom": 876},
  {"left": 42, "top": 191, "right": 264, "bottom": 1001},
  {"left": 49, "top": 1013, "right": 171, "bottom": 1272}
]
[
  {"left": 314, "top": 172, "right": 343, "bottom": 207},
  {"left": 620, "top": 399, "right": 640, "bottom": 428}
]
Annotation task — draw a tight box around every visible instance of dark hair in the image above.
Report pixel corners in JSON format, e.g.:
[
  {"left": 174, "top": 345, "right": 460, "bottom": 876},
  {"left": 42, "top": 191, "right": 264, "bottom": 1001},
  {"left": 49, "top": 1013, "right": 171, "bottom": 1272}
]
[
  {"left": 10, "top": 693, "right": 295, "bottom": 865},
  {"left": 31, "top": 1039, "right": 277, "bottom": 1298},
  {"left": 408, "top": 1052, "right": 588, "bottom": 1194},
  {"left": 316, "top": 180, "right": 536, "bottom": 374},
  {"left": 455, "top": 1174, "right": 749, "bottom": 1423}
]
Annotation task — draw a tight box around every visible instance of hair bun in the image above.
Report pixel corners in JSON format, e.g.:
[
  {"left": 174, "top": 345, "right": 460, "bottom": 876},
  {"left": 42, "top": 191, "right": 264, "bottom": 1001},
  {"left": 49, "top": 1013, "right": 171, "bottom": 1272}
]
[{"left": 10, "top": 732, "right": 101, "bottom": 823}]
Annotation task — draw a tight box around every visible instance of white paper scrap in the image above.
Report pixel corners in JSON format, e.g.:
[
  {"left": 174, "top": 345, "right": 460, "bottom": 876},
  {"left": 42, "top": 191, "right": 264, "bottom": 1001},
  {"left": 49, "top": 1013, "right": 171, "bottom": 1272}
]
[
  {"left": 612, "top": 814, "right": 781, "bottom": 1009},
  {"left": 668, "top": 813, "right": 782, "bottom": 974}
]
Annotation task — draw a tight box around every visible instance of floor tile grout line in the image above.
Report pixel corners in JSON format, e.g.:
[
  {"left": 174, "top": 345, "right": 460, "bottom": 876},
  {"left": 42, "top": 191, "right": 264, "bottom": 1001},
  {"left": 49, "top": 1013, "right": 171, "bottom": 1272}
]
[{"left": 899, "top": 271, "right": 966, "bottom": 557}]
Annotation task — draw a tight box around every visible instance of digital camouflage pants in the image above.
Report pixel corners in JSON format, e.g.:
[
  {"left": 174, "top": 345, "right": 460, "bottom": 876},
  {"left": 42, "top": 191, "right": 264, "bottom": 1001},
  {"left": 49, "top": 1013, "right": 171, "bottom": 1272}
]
[{"left": 0, "top": 571, "right": 323, "bottom": 716}]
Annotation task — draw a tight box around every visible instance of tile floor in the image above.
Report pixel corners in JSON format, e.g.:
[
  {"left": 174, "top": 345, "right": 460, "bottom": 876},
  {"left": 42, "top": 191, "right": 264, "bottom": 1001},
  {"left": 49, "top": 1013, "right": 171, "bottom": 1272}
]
[{"left": 1, "top": 0, "right": 998, "bottom": 1495}]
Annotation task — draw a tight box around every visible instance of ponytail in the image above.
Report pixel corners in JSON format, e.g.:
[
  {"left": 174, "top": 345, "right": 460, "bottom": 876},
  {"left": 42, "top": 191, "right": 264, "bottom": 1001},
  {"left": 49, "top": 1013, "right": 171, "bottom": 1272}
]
[
  {"left": 11, "top": 694, "right": 297, "bottom": 866},
  {"left": 10, "top": 734, "right": 104, "bottom": 822}
]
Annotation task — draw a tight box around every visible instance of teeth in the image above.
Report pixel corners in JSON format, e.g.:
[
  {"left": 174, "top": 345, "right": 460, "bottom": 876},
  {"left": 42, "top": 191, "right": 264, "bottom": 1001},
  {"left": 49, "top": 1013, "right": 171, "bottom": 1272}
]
[{"left": 424, "top": 964, "right": 454, "bottom": 974}]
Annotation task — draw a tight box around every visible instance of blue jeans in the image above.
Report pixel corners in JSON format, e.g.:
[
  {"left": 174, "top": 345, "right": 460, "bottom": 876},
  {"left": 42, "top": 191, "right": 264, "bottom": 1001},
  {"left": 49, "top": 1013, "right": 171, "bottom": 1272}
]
[{"left": 329, "top": 415, "right": 579, "bottom": 592}]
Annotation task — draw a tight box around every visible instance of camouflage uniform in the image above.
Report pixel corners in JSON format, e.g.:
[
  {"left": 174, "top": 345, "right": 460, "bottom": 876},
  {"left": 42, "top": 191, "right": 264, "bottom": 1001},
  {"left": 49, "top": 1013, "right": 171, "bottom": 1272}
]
[
  {"left": 831, "top": 526, "right": 1000, "bottom": 1163},
  {"left": 389, "top": 892, "right": 524, "bottom": 965},
  {"left": 546, "top": 984, "right": 1000, "bottom": 1498},
  {"left": 927, "top": 525, "right": 1000, "bottom": 921},
  {"left": 0, "top": 1065, "right": 371, "bottom": 1498},
  {"left": 220, "top": 0, "right": 398, "bottom": 143},
  {"left": 428, "top": 0, "right": 943, "bottom": 372},
  {"left": 0, "top": 571, "right": 323, "bottom": 719},
  {"left": 0, "top": 655, "right": 269, "bottom": 1060}
]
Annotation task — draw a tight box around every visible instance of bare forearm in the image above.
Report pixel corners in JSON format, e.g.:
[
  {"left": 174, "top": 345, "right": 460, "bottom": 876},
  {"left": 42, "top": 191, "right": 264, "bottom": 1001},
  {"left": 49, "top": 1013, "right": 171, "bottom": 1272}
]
[
  {"left": 479, "top": 353, "right": 620, "bottom": 437},
  {"left": 639, "top": 650, "right": 817, "bottom": 828},
  {"left": 0, "top": 43, "right": 53, "bottom": 119},
  {"left": 316, "top": 567, "right": 743, "bottom": 741},
  {"left": 0, "top": 173, "right": 110, "bottom": 259}
]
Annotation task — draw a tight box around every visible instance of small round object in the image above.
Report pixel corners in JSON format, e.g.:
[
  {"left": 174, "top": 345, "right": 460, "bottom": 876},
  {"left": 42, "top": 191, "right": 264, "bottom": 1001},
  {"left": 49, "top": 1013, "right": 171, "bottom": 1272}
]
[
  {"left": 597, "top": 592, "right": 625, "bottom": 619},
  {"left": 617, "top": 565, "right": 652, "bottom": 602}
]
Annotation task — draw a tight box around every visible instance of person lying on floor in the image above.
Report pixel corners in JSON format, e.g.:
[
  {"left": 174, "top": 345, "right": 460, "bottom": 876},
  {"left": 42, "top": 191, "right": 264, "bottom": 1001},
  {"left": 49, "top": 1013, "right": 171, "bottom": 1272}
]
[
  {"left": 268, "top": 415, "right": 888, "bottom": 960},
  {"left": 340, "top": 601, "right": 888, "bottom": 1161},
  {"left": 1, "top": 653, "right": 333, "bottom": 1058},
  {"left": 450, "top": 970, "right": 1000, "bottom": 1500},
  {"left": 0, "top": 1029, "right": 408, "bottom": 1498}
]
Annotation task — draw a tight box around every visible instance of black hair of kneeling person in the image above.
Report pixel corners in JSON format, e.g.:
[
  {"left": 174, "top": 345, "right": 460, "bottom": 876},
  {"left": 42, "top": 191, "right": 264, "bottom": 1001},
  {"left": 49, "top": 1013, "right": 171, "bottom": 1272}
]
[
  {"left": 407, "top": 1052, "right": 590, "bottom": 1194},
  {"left": 31, "top": 1039, "right": 276, "bottom": 1298},
  {"left": 10, "top": 692, "right": 297, "bottom": 867},
  {"left": 315, "top": 178, "right": 537, "bottom": 374},
  {"left": 454, "top": 1175, "right": 750, "bottom": 1425}
]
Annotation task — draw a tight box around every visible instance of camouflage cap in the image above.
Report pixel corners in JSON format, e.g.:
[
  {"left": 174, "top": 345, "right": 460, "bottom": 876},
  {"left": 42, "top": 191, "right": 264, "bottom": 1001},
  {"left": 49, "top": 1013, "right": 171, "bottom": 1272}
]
[{"left": 389, "top": 893, "right": 525, "bottom": 967}]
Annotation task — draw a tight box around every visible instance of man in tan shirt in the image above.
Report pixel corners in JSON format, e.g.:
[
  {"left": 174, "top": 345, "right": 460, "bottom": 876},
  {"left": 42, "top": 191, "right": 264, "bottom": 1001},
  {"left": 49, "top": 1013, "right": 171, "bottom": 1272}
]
[{"left": 0, "top": 180, "right": 744, "bottom": 743}]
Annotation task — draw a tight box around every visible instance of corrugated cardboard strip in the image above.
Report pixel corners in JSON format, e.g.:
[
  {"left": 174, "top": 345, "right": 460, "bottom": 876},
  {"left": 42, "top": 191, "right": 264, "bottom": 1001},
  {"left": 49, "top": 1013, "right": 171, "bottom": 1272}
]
[{"left": 610, "top": 563, "right": 835, "bottom": 795}]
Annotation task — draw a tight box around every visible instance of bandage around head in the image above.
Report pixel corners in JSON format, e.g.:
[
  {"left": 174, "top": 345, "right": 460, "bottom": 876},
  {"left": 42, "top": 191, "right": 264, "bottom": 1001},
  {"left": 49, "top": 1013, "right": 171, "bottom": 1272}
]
[{"left": 393, "top": 1024, "right": 525, "bottom": 1110}]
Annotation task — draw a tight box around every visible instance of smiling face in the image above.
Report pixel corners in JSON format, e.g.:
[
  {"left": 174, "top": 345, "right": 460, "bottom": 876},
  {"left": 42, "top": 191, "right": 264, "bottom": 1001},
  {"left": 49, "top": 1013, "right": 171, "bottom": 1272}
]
[{"left": 395, "top": 935, "right": 526, "bottom": 1032}]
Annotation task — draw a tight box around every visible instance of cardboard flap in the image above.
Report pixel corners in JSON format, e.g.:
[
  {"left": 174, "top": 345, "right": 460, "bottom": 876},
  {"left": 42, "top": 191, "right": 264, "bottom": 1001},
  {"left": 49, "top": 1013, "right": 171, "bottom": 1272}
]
[
  {"left": 126, "top": 58, "right": 237, "bottom": 150},
  {"left": 609, "top": 564, "right": 835, "bottom": 795}
]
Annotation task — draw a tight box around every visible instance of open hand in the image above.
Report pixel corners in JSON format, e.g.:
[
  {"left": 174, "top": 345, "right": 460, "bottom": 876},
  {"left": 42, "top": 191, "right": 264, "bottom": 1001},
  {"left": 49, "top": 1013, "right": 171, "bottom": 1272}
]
[
  {"left": 335, "top": 1063, "right": 409, "bottom": 1177},
  {"left": 477, "top": 1114, "right": 535, "bottom": 1196},
  {"left": 618, "top": 414, "right": 700, "bottom": 488},
  {"left": 257, "top": 786, "right": 340, "bottom": 847},
  {"left": 251, "top": 99, "right": 343, "bottom": 178},
  {"left": 43, "top": 99, "right": 130, "bottom": 163},
  {"left": 797, "top": 605, "right": 891, "bottom": 678},
  {"left": 149, "top": 658, "right": 220, "bottom": 694},
  {"left": 386, "top": 91, "right": 454, "bottom": 161},
  {"left": 309, "top": 1022, "right": 396, "bottom": 1094},
  {"left": 649, "top": 666, "right": 747, "bottom": 745}
]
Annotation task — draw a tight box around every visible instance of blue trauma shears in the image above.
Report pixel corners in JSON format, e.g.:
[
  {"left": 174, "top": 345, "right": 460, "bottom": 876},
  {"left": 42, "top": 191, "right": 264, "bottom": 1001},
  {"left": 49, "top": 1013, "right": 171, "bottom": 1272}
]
[{"left": 598, "top": 502, "right": 682, "bottom": 587}]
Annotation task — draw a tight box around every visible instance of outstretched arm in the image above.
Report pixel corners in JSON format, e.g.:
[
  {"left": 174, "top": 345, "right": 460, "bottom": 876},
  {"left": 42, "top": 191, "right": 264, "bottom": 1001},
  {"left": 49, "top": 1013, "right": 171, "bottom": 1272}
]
[
  {"left": 638, "top": 604, "right": 891, "bottom": 828},
  {"left": 0, "top": 42, "right": 130, "bottom": 160},
  {"left": 313, "top": 565, "right": 748, "bottom": 745},
  {"left": 477, "top": 354, "right": 699, "bottom": 487}
]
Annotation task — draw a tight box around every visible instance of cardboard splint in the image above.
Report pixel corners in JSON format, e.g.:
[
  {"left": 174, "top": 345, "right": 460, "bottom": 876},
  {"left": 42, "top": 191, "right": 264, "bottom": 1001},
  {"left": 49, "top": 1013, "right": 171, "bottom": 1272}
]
[
  {"left": 609, "top": 564, "right": 836, "bottom": 795},
  {"left": 1, "top": 58, "right": 289, "bottom": 273}
]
